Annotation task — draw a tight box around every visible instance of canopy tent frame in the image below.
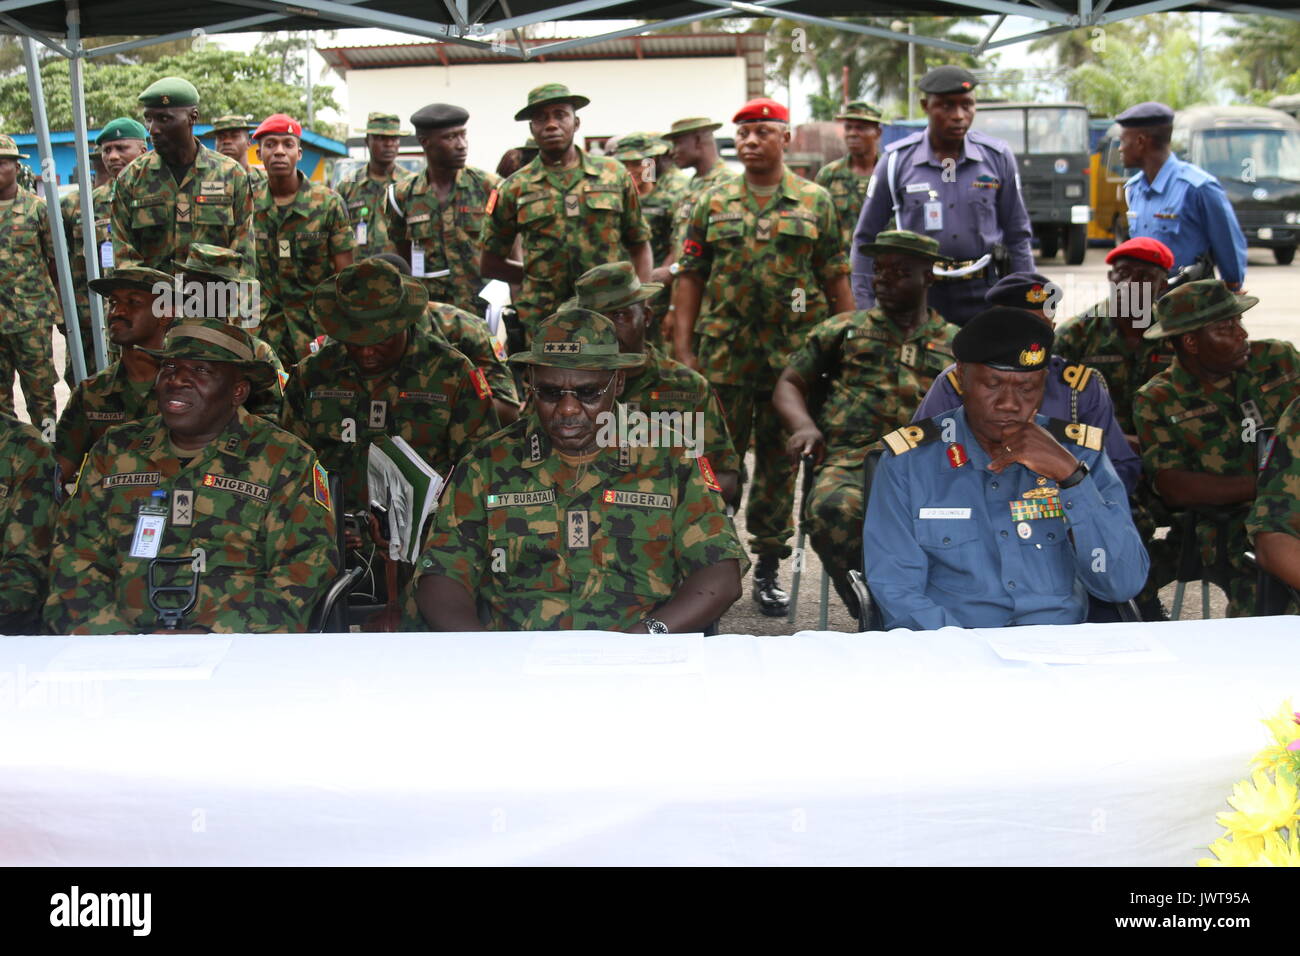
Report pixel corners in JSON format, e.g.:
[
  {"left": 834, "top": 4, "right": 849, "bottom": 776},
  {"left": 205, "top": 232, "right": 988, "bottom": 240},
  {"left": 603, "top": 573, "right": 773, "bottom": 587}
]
[{"left": 5, "top": 0, "right": 1300, "bottom": 386}]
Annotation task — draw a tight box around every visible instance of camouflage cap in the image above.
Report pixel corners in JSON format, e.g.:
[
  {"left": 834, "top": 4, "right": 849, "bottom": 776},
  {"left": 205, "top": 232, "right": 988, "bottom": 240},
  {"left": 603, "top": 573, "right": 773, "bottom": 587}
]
[
  {"left": 0, "top": 134, "right": 28, "bottom": 159},
  {"left": 836, "top": 101, "right": 884, "bottom": 123},
  {"left": 138, "top": 76, "right": 199, "bottom": 109},
  {"left": 312, "top": 258, "right": 429, "bottom": 346},
  {"left": 858, "top": 229, "right": 946, "bottom": 262},
  {"left": 562, "top": 262, "right": 663, "bottom": 313},
  {"left": 361, "top": 111, "right": 411, "bottom": 136},
  {"left": 514, "top": 83, "right": 590, "bottom": 122},
  {"left": 174, "top": 243, "right": 249, "bottom": 283},
  {"left": 661, "top": 117, "right": 723, "bottom": 141},
  {"left": 88, "top": 266, "right": 173, "bottom": 296},
  {"left": 610, "top": 132, "right": 669, "bottom": 161},
  {"left": 510, "top": 309, "right": 646, "bottom": 370},
  {"left": 96, "top": 117, "right": 149, "bottom": 144},
  {"left": 1144, "top": 279, "right": 1259, "bottom": 341},
  {"left": 208, "top": 114, "right": 254, "bottom": 135},
  {"left": 141, "top": 317, "right": 276, "bottom": 390}
]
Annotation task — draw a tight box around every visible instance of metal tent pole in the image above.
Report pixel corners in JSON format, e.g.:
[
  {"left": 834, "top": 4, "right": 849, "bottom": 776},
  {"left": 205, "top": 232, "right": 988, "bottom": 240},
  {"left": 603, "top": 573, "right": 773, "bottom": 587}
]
[{"left": 67, "top": 0, "right": 108, "bottom": 376}]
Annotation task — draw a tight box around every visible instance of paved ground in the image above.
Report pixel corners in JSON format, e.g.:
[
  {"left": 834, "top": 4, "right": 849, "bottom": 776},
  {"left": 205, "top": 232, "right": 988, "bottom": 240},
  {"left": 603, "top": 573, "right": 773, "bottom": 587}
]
[{"left": 18, "top": 247, "right": 1298, "bottom": 634}]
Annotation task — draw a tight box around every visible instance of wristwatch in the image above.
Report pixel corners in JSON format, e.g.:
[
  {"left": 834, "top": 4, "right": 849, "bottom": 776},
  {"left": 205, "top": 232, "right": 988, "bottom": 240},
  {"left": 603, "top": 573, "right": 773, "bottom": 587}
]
[
  {"left": 1059, "top": 460, "right": 1090, "bottom": 489},
  {"left": 641, "top": 617, "right": 669, "bottom": 634},
  {"left": 668, "top": 262, "right": 682, "bottom": 277}
]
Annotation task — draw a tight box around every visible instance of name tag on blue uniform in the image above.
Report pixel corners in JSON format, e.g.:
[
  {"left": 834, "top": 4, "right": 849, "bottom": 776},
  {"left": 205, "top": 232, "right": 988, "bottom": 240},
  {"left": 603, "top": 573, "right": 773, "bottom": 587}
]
[{"left": 919, "top": 508, "right": 970, "bottom": 519}]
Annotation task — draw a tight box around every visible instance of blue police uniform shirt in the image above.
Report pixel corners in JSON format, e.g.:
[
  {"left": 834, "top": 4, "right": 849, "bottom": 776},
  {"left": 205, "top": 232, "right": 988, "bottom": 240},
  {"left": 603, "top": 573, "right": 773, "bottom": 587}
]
[
  {"left": 864, "top": 408, "right": 1149, "bottom": 630},
  {"left": 1125, "top": 153, "right": 1248, "bottom": 287},
  {"left": 911, "top": 354, "right": 1142, "bottom": 494},
  {"left": 851, "top": 129, "right": 1034, "bottom": 308}
]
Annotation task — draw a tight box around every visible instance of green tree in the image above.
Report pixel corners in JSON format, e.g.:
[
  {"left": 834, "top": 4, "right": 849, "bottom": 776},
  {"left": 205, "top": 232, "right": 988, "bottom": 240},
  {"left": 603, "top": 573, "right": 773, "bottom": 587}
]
[
  {"left": 0, "top": 46, "right": 340, "bottom": 134},
  {"left": 1219, "top": 15, "right": 1300, "bottom": 96},
  {"left": 1066, "top": 29, "right": 1222, "bottom": 116}
]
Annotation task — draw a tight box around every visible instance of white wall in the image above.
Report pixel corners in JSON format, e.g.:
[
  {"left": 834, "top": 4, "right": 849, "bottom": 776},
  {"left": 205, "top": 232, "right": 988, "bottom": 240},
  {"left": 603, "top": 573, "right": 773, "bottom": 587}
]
[{"left": 344, "top": 57, "right": 749, "bottom": 173}]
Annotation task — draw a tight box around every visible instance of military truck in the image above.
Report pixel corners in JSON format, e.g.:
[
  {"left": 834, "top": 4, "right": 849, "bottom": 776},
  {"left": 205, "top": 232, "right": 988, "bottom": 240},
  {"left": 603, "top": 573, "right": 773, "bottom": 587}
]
[{"left": 971, "top": 102, "right": 1092, "bottom": 265}]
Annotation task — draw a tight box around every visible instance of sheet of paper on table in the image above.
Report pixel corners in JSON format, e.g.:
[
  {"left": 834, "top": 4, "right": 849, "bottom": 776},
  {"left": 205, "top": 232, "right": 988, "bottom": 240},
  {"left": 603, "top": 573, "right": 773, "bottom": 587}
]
[
  {"left": 42, "top": 636, "right": 234, "bottom": 681},
  {"left": 984, "top": 628, "right": 1176, "bottom": 665},
  {"left": 524, "top": 632, "right": 704, "bottom": 676}
]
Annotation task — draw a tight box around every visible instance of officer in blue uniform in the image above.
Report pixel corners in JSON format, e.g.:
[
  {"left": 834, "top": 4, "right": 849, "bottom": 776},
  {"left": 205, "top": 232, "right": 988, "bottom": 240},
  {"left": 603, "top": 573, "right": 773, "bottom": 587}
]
[
  {"left": 851, "top": 65, "right": 1033, "bottom": 328},
  {"left": 865, "top": 307, "right": 1148, "bottom": 630},
  {"left": 911, "top": 272, "right": 1141, "bottom": 494},
  {"left": 1118, "top": 101, "right": 1247, "bottom": 291}
]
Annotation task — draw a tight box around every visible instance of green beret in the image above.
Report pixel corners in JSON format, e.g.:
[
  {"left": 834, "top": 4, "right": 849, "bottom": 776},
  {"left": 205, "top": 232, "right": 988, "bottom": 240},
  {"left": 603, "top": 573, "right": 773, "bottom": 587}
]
[
  {"left": 138, "top": 76, "right": 199, "bottom": 109},
  {"left": 96, "top": 117, "right": 148, "bottom": 145}
]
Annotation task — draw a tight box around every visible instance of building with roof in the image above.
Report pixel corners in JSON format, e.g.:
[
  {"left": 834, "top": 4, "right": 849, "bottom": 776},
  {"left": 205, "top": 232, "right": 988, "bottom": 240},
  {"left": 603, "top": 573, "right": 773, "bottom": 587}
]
[{"left": 318, "top": 32, "right": 767, "bottom": 171}]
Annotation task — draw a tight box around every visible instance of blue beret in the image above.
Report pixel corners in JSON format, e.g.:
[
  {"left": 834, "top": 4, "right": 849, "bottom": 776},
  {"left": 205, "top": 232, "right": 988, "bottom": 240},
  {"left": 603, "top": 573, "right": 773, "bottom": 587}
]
[
  {"left": 918, "top": 65, "right": 977, "bottom": 95},
  {"left": 1116, "top": 101, "right": 1175, "bottom": 128},
  {"left": 953, "top": 307, "right": 1055, "bottom": 372},
  {"left": 985, "top": 271, "right": 1062, "bottom": 313}
]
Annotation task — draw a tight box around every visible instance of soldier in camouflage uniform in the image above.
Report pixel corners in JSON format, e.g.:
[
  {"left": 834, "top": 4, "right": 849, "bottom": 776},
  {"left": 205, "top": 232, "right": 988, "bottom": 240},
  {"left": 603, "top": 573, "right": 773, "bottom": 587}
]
[
  {"left": 386, "top": 103, "right": 499, "bottom": 316},
  {"left": 673, "top": 97, "right": 853, "bottom": 615},
  {"left": 815, "top": 101, "right": 883, "bottom": 252},
  {"left": 338, "top": 112, "right": 413, "bottom": 260},
  {"left": 281, "top": 258, "right": 499, "bottom": 513},
  {"left": 209, "top": 114, "right": 266, "bottom": 193},
  {"left": 481, "top": 83, "right": 652, "bottom": 338},
  {"left": 409, "top": 308, "right": 745, "bottom": 632},
  {"left": 251, "top": 113, "right": 355, "bottom": 367},
  {"left": 111, "top": 77, "right": 255, "bottom": 273},
  {"left": 0, "top": 412, "right": 59, "bottom": 634},
  {"left": 610, "top": 133, "right": 688, "bottom": 268},
  {"left": 60, "top": 117, "right": 149, "bottom": 383},
  {"left": 44, "top": 318, "right": 338, "bottom": 634},
  {"left": 1247, "top": 395, "right": 1300, "bottom": 602},
  {"left": 562, "top": 261, "right": 741, "bottom": 505},
  {"left": 774, "top": 231, "right": 954, "bottom": 615},
  {"left": 0, "top": 133, "right": 60, "bottom": 429},
  {"left": 1134, "top": 280, "right": 1300, "bottom": 616}
]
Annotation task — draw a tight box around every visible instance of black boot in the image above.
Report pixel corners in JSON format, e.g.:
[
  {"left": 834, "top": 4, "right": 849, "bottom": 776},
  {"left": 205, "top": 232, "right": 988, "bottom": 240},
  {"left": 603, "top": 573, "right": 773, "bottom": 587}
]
[{"left": 752, "top": 555, "right": 790, "bottom": 617}]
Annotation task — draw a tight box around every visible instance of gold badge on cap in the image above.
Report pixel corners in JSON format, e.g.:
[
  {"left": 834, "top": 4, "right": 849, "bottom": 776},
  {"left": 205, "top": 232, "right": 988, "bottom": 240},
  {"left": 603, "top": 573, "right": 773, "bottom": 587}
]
[
  {"left": 161, "top": 94, "right": 170, "bottom": 105},
  {"left": 1026, "top": 285, "right": 1049, "bottom": 304},
  {"left": 1019, "top": 344, "right": 1046, "bottom": 367}
]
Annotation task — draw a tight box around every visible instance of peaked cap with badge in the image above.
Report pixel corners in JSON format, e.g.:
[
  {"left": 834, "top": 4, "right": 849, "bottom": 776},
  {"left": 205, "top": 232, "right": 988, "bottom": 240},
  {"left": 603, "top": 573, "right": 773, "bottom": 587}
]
[
  {"left": 1144, "top": 278, "right": 1258, "bottom": 341},
  {"left": 510, "top": 309, "right": 645, "bottom": 371},
  {"left": 138, "top": 76, "right": 199, "bottom": 108},
  {"left": 515, "top": 83, "right": 590, "bottom": 122},
  {"left": 953, "top": 306, "right": 1054, "bottom": 371},
  {"left": 142, "top": 317, "right": 277, "bottom": 390},
  {"left": 312, "top": 258, "right": 428, "bottom": 347}
]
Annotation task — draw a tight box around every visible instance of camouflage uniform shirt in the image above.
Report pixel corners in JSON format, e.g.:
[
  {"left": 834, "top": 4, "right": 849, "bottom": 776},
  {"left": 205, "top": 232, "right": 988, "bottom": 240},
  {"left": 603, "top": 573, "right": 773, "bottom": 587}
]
[
  {"left": 387, "top": 166, "right": 499, "bottom": 314},
  {"left": 426, "top": 301, "right": 518, "bottom": 405},
  {"left": 338, "top": 164, "right": 412, "bottom": 260},
  {"left": 788, "top": 307, "right": 955, "bottom": 467},
  {"left": 640, "top": 169, "right": 691, "bottom": 265},
  {"left": 481, "top": 149, "right": 651, "bottom": 333},
  {"left": 1247, "top": 395, "right": 1300, "bottom": 543},
  {"left": 677, "top": 166, "right": 849, "bottom": 386},
  {"left": 0, "top": 413, "right": 58, "bottom": 623},
  {"left": 671, "top": 163, "right": 735, "bottom": 259},
  {"left": 280, "top": 325, "right": 500, "bottom": 509},
  {"left": 621, "top": 342, "right": 741, "bottom": 476},
  {"left": 412, "top": 411, "right": 746, "bottom": 631},
  {"left": 0, "top": 188, "right": 60, "bottom": 332},
  {"left": 44, "top": 407, "right": 338, "bottom": 634},
  {"left": 814, "top": 155, "right": 873, "bottom": 252},
  {"left": 1054, "top": 297, "right": 1175, "bottom": 434},
  {"left": 60, "top": 182, "right": 115, "bottom": 332},
  {"left": 111, "top": 141, "right": 255, "bottom": 272}
]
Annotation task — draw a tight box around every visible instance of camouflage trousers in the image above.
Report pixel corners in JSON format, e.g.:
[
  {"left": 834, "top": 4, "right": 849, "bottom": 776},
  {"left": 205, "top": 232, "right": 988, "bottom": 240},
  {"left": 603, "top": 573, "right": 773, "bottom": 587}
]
[
  {"left": 804, "top": 461, "right": 864, "bottom": 613},
  {"left": 712, "top": 382, "right": 796, "bottom": 559},
  {"left": 0, "top": 325, "right": 56, "bottom": 430},
  {"left": 258, "top": 307, "right": 317, "bottom": 371}
]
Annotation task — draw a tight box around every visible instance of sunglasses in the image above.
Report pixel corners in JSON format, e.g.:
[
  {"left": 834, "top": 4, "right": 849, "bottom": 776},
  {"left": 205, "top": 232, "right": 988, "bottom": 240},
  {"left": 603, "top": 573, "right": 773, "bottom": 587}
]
[{"left": 530, "top": 374, "right": 618, "bottom": 406}]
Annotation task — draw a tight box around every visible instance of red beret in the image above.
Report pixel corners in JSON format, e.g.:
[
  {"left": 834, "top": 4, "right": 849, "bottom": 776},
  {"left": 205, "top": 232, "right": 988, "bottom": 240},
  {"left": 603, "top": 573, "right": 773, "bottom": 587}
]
[
  {"left": 252, "top": 113, "right": 302, "bottom": 140},
  {"left": 733, "top": 98, "right": 789, "bottom": 124},
  {"left": 1107, "top": 237, "right": 1174, "bottom": 271}
]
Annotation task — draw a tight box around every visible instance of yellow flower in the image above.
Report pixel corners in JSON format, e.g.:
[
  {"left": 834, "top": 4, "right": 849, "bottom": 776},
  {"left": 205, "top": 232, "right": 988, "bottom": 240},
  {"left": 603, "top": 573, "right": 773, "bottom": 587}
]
[
  {"left": 1250, "top": 831, "right": 1300, "bottom": 867},
  {"left": 1217, "top": 770, "right": 1300, "bottom": 839},
  {"left": 1253, "top": 701, "right": 1300, "bottom": 773},
  {"left": 1199, "top": 833, "right": 1265, "bottom": 866}
]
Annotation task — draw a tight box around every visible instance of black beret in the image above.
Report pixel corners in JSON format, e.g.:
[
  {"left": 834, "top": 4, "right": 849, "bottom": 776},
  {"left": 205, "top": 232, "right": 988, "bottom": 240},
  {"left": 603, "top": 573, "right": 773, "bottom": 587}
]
[
  {"left": 918, "top": 65, "right": 978, "bottom": 95},
  {"left": 985, "top": 271, "right": 1062, "bottom": 313},
  {"left": 1116, "top": 101, "right": 1175, "bottom": 128},
  {"left": 411, "top": 103, "right": 469, "bottom": 131},
  {"left": 953, "top": 307, "right": 1054, "bottom": 372}
]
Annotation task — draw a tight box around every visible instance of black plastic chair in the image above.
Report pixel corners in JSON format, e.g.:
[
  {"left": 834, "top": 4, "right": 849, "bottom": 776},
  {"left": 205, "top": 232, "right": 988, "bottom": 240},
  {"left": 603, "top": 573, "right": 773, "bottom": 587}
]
[
  {"left": 1168, "top": 506, "right": 1245, "bottom": 620},
  {"left": 1244, "top": 550, "right": 1300, "bottom": 616},
  {"left": 309, "top": 473, "right": 367, "bottom": 633}
]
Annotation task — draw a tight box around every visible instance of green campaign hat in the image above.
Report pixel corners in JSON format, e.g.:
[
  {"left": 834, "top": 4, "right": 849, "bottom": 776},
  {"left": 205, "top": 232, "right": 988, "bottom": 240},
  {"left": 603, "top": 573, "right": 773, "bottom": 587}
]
[
  {"left": 509, "top": 309, "right": 646, "bottom": 370},
  {"left": 360, "top": 111, "right": 411, "bottom": 136},
  {"left": 96, "top": 117, "right": 148, "bottom": 144},
  {"left": 88, "top": 266, "right": 173, "bottom": 297},
  {"left": 208, "top": 114, "right": 253, "bottom": 135},
  {"left": 1144, "top": 279, "right": 1259, "bottom": 341},
  {"left": 835, "top": 101, "right": 883, "bottom": 123},
  {"left": 562, "top": 262, "right": 662, "bottom": 313},
  {"left": 0, "top": 134, "right": 28, "bottom": 160},
  {"left": 141, "top": 317, "right": 277, "bottom": 389},
  {"left": 312, "top": 258, "right": 428, "bottom": 346},
  {"left": 174, "top": 243, "right": 249, "bottom": 283},
  {"left": 858, "top": 229, "right": 946, "bottom": 262},
  {"left": 661, "top": 117, "right": 723, "bottom": 140},
  {"left": 514, "top": 83, "right": 590, "bottom": 122},
  {"left": 138, "top": 76, "right": 200, "bottom": 109},
  {"left": 610, "top": 132, "right": 668, "bottom": 161}
]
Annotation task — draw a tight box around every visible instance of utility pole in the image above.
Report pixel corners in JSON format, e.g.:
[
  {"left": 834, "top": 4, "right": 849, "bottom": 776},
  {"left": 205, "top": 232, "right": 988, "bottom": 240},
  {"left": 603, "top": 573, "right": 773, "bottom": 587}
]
[{"left": 305, "top": 33, "right": 314, "bottom": 127}]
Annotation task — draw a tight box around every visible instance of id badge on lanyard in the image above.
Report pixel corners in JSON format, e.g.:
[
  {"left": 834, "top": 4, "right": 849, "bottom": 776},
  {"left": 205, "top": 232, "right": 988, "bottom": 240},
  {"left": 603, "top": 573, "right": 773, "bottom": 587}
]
[{"left": 130, "top": 490, "right": 169, "bottom": 560}]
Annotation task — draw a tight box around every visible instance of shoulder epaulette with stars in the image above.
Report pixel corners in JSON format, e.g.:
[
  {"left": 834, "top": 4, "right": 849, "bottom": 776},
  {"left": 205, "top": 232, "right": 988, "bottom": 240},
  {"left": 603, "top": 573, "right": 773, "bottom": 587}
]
[
  {"left": 882, "top": 418, "right": 944, "bottom": 456},
  {"left": 1045, "top": 418, "right": 1104, "bottom": 451}
]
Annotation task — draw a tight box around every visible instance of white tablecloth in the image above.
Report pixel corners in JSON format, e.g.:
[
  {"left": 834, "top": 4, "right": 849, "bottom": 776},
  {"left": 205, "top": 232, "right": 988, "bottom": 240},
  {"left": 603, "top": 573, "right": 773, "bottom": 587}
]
[{"left": 1, "top": 618, "right": 1294, "bottom": 866}]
